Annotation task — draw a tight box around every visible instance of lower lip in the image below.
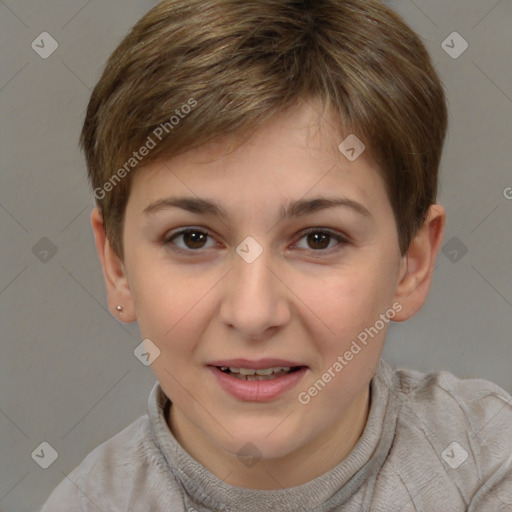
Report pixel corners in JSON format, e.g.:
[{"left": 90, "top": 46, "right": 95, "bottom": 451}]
[{"left": 208, "top": 366, "right": 307, "bottom": 402}]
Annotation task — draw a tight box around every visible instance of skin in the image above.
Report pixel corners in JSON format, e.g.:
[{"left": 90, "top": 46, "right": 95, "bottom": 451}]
[{"left": 91, "top": 99, "right": 445, "bottom": 490}]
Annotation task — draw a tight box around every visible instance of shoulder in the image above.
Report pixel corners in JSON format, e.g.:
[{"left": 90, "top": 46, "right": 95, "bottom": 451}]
[
  {"left": 386, "top": 363, "right": 512, "bottom": 505},
  {"left": 39, "top": 415, "right": 182, "bottom": 511},
  {"left": 393, "top": 365, "right": 512, "bottom": 442}
]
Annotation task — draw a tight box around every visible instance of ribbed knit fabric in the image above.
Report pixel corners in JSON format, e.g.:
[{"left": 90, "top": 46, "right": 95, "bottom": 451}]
[{"left": 40, "top": 359, "right": 512, "bottom": 511}]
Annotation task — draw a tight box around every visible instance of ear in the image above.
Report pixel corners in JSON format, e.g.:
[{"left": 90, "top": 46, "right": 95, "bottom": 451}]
[
  {"left": 392, "top": 204, "right": 446, "bottom": 322},
  {"left": 90, "top": 207, "right": 137, "bottom": 323}
]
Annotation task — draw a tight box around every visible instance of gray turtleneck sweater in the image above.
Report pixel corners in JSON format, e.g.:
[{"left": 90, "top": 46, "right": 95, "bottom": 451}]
[{"left": 39, "top": 359, "right": 512, "bottom": 511}]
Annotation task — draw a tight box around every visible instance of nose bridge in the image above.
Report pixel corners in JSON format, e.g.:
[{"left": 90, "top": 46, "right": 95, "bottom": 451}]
[{"left": 219, "top": 236, "right": 289, "bottom": 337}]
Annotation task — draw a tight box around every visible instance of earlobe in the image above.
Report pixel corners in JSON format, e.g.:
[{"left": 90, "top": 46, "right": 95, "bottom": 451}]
[
  {"left": 392, "top": 204, "right": 446, "bottom": 322},
  {"left": 90, "top": 207, "right": 137, "bottom": 323}
]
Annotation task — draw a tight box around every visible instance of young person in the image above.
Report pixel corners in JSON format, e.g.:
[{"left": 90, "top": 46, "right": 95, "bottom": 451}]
[{"left": 41, "top": 0, "right": 512, "bottom": 510}]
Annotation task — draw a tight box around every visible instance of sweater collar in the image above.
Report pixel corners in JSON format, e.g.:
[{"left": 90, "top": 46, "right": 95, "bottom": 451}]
[{"left": 148, "top": 359, "right": 398, "bottom": 512}]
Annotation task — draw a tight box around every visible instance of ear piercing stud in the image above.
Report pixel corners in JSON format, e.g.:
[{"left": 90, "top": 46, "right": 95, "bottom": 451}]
[{"left": 115, "top": 305, "right": 123, "bottom": 312}]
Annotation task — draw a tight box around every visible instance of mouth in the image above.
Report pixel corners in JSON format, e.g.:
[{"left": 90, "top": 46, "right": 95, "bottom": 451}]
[
  {"left": 214, "top": 365, "right": 304, "bottom": 381},
  {"left": 206, "top": 359, "right": 308, "bottom": 401}
]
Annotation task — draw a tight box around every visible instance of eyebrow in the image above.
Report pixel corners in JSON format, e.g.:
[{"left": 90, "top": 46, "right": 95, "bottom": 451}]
[{"left": 142, "top": 196, "right": 372, "bottom": 220}]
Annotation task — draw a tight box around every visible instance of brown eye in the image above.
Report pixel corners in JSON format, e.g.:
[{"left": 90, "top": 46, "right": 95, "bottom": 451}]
[
  {"left": 295, "top": 229, "right": 348, "bottom": 253},
  {"left": 306, "top": 232, "right": 331, "bottom": 250},
  {"left": 181, "top": 230, "right": 208, "bottom": 249},
  {"left": 165, "top": 229, "right": 215, "bottom": 252}
]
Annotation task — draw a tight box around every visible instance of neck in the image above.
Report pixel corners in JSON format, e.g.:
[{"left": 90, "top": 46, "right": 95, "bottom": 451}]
[{"left": 167, "top": 384, "right": 371, "bottom": 490}]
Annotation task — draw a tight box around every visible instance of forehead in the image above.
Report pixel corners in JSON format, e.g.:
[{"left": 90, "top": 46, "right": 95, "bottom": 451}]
[{"left": 128, "top": 101, "right": 388, "bottom": 215}]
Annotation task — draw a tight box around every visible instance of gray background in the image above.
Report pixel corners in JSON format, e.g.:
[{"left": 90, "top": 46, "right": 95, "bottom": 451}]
[{"left": 0, "top": 0, "right": 511, "bottom": 510}]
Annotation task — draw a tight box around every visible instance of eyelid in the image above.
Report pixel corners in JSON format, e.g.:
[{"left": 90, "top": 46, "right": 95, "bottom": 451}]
[
  {"left": 293, "top": 227, "right": 349, "bottom": 254},
  {"left": 297, "top": 227, "right": 349, "bottom": 243},
  {"left": 163, "top": 226, "right": 218, "bottom": 254}
]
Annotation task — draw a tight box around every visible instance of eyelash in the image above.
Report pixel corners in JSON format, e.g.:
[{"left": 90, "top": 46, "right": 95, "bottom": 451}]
[{"left": 162, "top": 227, "right": 349, "bottom": 257}]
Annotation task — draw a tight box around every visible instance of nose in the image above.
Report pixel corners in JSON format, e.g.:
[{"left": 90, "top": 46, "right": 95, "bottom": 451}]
[{"left": 218, "top": 242, "right": 291, "bottom": 340}]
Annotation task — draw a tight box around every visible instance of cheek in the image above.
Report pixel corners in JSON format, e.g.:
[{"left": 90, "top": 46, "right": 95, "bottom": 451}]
[
  {"left": 300, "top": 265, "right": 391, "bottom": 346},
  {"left": 131, "top": 265, "right": 217, "bottom": 358}
]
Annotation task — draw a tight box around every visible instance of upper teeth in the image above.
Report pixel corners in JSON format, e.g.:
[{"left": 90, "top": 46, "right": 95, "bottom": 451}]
[{"left": 220, "top": 366, "right": 291, "bottom": 375}]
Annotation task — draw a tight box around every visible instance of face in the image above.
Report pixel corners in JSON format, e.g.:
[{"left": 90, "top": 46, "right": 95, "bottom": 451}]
[{"left": 120, "top": 101, "right": 405, "bottom": 466}]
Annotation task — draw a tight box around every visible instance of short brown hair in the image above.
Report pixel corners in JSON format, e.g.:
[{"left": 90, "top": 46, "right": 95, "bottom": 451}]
[{"left": 80, "top": 0, "right": 448, "bottom": 260}]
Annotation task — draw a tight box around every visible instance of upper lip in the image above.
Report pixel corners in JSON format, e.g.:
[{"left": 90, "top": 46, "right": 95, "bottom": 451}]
[{"left": 207, "top": 358, "right": 307, "bottom": 369}]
